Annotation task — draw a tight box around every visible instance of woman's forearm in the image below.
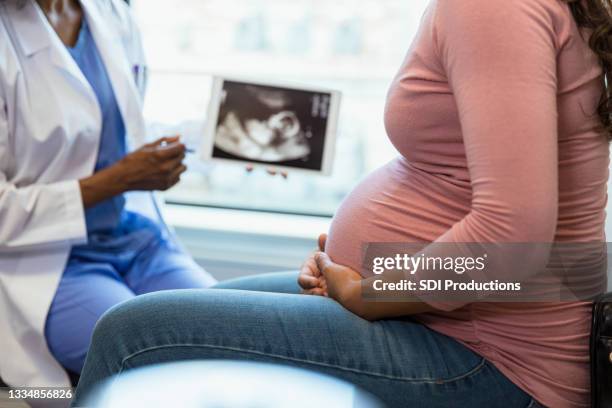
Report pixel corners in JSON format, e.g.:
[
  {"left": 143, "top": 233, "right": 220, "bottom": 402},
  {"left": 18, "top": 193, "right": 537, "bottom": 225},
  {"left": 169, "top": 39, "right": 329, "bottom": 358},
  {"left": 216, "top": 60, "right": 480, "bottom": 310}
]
[
  {"left": 337, "top": 278, "right": 436, "bottom": 321},
  {"left": 314, "top": 251, "right": 436, "bottom": 321},
  {"left": 360, "top": 298, "right": 435, "bottom": 321}
]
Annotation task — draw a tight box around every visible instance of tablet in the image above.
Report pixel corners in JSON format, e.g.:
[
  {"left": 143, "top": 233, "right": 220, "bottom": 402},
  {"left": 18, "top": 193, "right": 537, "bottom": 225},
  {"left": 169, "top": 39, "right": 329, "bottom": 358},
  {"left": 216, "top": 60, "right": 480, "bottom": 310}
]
[{"left": 200, "top": 77, "right": 341, "bottom": 175}]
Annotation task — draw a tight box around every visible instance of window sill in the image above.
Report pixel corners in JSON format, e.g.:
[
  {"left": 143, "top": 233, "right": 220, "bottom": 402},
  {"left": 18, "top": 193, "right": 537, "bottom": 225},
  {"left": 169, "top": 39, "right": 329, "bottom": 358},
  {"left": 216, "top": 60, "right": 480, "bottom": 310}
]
[
  {"left": 165, "top": 204, "right": 331, "bottom": 240},
  {"left": 164, "top": 204, "right": 332, "bottom": 279}
]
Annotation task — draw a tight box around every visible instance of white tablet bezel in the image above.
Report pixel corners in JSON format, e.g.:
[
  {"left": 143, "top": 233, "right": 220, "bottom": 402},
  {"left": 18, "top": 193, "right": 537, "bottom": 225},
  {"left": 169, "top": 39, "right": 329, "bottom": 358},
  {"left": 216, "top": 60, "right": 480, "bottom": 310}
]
[{"left": 199, "top": 76, "right": 341, "bottom": 176}]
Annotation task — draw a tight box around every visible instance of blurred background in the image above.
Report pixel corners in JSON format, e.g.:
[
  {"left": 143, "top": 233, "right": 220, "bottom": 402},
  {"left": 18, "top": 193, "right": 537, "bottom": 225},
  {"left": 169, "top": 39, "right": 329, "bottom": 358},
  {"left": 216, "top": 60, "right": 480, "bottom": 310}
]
[
  {"left": 132, "top": 0, "right": 431, "bottom": 216},
  {"left": 128, "top": 1, "right": 611, "bottom": 291}
]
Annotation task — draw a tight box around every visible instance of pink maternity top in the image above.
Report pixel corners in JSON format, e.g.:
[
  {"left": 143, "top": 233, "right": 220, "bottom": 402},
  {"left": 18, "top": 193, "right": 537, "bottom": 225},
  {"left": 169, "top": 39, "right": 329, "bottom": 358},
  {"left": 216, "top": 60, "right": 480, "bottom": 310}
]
[{"left": 325, "top": 1, "right": 608, "bottom": 407}]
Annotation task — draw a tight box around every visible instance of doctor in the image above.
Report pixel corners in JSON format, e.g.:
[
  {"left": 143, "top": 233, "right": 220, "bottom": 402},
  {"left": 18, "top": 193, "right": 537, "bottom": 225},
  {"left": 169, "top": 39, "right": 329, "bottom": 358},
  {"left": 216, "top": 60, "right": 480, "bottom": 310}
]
[{"left": 0, "top": 0, "right": 216, "bottom": 388}]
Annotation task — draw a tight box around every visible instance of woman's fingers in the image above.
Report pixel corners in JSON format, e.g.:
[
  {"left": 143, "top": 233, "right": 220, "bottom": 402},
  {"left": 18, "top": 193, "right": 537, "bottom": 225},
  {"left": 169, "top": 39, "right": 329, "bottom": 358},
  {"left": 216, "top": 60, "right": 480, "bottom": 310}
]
[
  {"left": 298, "top": 274, "right": 320, "bottom": 290},
  {"left": 313, "top": 252, "right": 342, "bottom": 299},
  {"left": 298, "top": 257, "right": 321, "bottom": 288},
  {"left": 314, "top": 251, "right": 334, "bottom": 277},
  {"left": 304, "top": 287, "right": 328, "bottom": 297},
  {"left": 318, "top": 234, "right": 328, "bottom": 251},
  {"left": 298, "top": 253, "right": 327, "bottom": 292},
  {"left": 313, "top": 252, "right": 363, "bottom": 308}
]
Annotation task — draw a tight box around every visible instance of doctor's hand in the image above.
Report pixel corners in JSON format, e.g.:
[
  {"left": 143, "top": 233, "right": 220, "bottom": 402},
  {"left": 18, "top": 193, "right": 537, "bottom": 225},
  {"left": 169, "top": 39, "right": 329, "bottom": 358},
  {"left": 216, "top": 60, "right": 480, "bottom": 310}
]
[
  {"left": 79, "top": 136, "right": 187, "bottom": 209},
  {"left": 114, "top": 136, "right": 187, "bottom": 192},
  {"left": 245, "top": 164, "right": 288, "bottom": 179}
]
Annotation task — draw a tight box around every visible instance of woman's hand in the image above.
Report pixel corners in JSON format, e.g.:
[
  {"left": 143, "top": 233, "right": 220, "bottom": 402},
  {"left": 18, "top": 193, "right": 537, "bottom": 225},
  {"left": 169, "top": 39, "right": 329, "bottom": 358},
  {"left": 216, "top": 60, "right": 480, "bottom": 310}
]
[
  {"left": 314, "top": 252, "right": 436, "bottom": 321},
  {"left": 298, "top": 234, "right": 328, "bottom": 296},
  {"left": 300, "top": 237, "right": 434, "bottom": 320},
  {"left": 79, "top": 136, "right": 187, "bottom": 209},
  {"left": 313, "top": 252, "right": 368, "bottom": 319}
]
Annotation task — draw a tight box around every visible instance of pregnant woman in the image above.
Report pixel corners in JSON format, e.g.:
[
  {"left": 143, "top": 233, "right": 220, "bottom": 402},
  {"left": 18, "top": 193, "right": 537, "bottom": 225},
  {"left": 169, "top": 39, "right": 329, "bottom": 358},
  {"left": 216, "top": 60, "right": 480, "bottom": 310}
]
[{"left": 74, "top": 0, "right": 609, "bottom": 407}]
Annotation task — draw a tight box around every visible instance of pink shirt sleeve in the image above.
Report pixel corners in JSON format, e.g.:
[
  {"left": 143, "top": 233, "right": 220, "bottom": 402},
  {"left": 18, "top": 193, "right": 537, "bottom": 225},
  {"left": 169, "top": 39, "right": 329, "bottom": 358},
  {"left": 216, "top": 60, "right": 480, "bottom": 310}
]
[{"left": 416, "top": 0, "right": 562, "bottom": 310}]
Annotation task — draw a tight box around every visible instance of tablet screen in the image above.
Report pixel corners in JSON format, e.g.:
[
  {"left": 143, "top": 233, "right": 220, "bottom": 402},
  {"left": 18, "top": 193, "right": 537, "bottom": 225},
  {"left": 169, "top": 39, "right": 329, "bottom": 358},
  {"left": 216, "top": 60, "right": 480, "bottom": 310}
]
[{"left": 201, "top": 78, "right": 340, "bottom": 175}]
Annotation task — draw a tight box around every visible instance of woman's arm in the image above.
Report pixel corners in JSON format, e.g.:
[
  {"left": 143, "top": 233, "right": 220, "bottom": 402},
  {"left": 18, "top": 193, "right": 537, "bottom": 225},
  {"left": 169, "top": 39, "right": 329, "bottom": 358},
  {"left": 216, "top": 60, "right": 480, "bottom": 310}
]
[
  {"left": 432, "top": 0, "right": 560, "bottom": 244},
  {"left": 315, "top": 0, "right": 561, "bottom": 319},
  {"left": 313, "top": 251, "right": 434, "bottom": 321},
  {"left": 417, "top": 0, "right": 559, "bottom": 312}
]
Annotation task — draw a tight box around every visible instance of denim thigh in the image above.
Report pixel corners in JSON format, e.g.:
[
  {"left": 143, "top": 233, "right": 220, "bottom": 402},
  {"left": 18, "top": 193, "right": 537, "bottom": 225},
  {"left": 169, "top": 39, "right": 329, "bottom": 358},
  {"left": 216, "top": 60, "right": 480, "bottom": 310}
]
[
  {"left": 212, "top": 271, "right": 301, "bottom": 294},
  {"left": 74, "top": 277, "right": 533, "bottom": 407}
]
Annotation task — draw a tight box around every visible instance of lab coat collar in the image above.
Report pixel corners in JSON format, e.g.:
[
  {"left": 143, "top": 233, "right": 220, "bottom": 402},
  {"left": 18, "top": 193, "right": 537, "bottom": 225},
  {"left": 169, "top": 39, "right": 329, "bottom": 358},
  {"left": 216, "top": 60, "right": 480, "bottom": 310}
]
[
  {"left": 3, "top": 0, "right": 50, "bottom": 57},
  {"left": 6, "top": 1, "right": 97, "bottom": 104},
  {"left": 5, "top": 0, "right": 146, "bottom": 147},
  {"left": 81, "top": 0, "right": 146, "bottom": 146}
]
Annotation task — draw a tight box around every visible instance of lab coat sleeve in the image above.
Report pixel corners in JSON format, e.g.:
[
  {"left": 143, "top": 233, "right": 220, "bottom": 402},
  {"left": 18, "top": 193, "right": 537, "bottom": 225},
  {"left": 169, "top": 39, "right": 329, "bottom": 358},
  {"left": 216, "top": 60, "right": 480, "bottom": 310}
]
[{"left": 0, "top": 94, "right": 87, "bottom": 252}]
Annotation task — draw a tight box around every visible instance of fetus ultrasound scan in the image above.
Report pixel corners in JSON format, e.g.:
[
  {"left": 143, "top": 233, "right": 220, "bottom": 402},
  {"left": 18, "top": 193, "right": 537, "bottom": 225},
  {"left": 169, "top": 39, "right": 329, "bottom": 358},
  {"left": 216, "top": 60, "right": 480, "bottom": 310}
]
[{"left": 201, "top": 78, "right": 340, "bottom": 174}]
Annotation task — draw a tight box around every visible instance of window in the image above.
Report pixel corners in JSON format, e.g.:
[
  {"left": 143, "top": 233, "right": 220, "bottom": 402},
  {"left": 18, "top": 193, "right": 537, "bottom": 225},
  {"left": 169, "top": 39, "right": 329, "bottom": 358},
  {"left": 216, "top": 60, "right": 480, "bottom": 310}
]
[{"left": 132, "top": 0, "right": 431, "bottom": 216}]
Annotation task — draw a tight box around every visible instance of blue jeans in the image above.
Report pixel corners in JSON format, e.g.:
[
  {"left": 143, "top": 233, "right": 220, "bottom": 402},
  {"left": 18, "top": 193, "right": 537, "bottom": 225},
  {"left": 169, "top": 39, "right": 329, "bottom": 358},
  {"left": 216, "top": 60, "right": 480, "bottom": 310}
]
[{"left": 73, "top": 272, "right": 539, "bottom": 407}]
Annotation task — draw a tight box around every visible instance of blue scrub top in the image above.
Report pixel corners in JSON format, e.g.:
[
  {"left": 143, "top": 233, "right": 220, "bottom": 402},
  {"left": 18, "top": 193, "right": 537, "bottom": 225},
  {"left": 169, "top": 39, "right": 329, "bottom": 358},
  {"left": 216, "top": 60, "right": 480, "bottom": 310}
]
[
  {"left": 68, "top": 17, "right": 127, "bottom": 235},
  {"left": 67, "top": 17, "right": 164, "bottom": 260}
]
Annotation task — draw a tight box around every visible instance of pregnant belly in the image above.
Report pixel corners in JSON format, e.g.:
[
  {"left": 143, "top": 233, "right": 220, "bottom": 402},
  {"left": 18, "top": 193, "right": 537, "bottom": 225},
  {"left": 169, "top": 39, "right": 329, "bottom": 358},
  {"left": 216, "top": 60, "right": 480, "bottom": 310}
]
[{"left": 326, "top": 158, "right": 471, "bottom": 274}]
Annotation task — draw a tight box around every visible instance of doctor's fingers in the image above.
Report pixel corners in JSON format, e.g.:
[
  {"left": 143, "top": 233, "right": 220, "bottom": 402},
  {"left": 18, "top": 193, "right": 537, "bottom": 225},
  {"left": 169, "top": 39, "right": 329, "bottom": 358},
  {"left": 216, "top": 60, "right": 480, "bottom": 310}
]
[
  {"left": 159, "top": 154, "right": 187, "bottom": 172},
  {"left": 318, "top": 234, "right": 328, "bottom": 251},
  {"left": 152, "top": 141, "right": 186, "bottom": 160},
  {"left": 146, "top": 135, "right": 181, "bottom": 148},
  {"left": 161, "top": 165, "right": 187, "bottom": 190},
  {"left": 170, "top": 163, "right": 188, "bottom": 179}
]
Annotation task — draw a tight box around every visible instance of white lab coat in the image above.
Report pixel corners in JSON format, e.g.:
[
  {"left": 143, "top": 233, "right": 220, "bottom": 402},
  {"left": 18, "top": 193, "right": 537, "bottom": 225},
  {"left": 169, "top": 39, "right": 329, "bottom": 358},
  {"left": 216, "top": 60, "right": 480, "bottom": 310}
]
[{"left": 0, "top": 0, "right": 166, "bottom": 388}]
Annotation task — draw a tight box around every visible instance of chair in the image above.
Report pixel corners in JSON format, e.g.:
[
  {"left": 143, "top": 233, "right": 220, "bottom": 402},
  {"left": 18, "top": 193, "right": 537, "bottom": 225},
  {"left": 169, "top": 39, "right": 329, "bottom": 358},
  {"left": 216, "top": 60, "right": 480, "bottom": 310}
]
[
  {"left": 591, "top": 292, "right": 612, "bottom": 408},
  {"left": 85, "top": 360, "right": 383, "bottom": 408}
]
